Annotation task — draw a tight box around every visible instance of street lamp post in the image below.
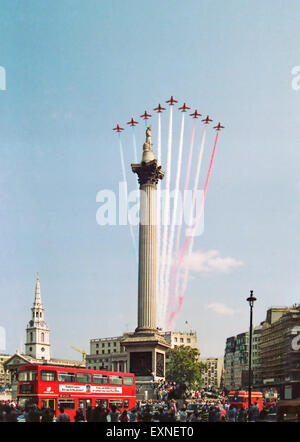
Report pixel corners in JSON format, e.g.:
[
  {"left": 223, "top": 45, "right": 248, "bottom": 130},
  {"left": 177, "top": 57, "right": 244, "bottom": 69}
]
[{"left": 246, "top": 290, "right": 257, "bottom": 420}]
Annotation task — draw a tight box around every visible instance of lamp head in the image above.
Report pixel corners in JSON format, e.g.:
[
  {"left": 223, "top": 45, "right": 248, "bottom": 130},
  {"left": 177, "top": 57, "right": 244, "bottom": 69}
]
[{"left": 247, "top": 290, "right": 257, "bottom": 307}]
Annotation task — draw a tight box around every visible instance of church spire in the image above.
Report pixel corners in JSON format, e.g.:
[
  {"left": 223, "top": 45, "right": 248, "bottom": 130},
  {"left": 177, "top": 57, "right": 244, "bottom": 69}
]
[{"left": 33, "top": 272, "right": 42, "bottom": 307}]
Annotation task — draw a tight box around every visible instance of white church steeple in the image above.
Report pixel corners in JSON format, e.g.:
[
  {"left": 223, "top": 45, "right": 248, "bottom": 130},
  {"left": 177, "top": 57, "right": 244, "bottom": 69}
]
[{"left": 25, "top": 273, "right": 50, "bottom": 360}]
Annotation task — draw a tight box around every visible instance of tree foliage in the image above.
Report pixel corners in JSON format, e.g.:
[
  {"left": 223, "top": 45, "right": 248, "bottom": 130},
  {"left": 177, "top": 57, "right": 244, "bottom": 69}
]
[{"left": 166, "top": 345, "right": 207, "bottom": 392}]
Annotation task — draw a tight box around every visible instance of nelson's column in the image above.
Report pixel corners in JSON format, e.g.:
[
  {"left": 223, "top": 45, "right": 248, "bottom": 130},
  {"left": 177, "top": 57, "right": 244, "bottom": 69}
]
[{"left": 122, "top": 125, "right": 170, "bottom": 395}]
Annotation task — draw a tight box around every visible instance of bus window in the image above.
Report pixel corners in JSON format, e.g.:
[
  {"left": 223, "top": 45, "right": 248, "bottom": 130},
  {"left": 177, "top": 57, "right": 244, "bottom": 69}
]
[
  {"left": 18, "top": 370, "right": 38, "bottom": 381},
  {"left": 109, "top": 399, "right": 122, "bottom": 409},
  {"left": 96, "top": 399, "right": 108, "bottom": 408},
  {"left": 58, "top": 372, "right": 75, "bottom": 383},
  {"left": 93, "top": 374, "right": 108, "bottom": 384},
  {"left": 123, "top": 376, "right": 134, "bottom": 386},
  {"left": 76, "top": 372, "right": 92, "bottom": 384},
  {"left": 58, "top": 399, "right": 75, "bottom": 410},
  {"left": 40, "top": 370, "right": 56, "bottom": 382},
  {"left": 123, "top": 399, "right": 129, "bottom": 409},
  {"left": 18, "top": 397, "right": 38, "bottom": 409},
  {"left": 19, "top": 384, "right": 34, "bottom": 394},
  {"left": 109, "top": 375, "right": 122, "bottom": 385}
]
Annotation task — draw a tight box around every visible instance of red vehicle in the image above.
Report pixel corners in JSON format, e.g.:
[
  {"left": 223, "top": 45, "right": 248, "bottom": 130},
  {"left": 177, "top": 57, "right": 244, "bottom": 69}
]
[
  {"left": 17, "top": 364, "right": 136, "bottom": 421},
  {"left": 228, "top": 391, "right": 263, "bottom": 412},
  {"left": 264, "top": 391, "right": 278, "bottom": 409}
]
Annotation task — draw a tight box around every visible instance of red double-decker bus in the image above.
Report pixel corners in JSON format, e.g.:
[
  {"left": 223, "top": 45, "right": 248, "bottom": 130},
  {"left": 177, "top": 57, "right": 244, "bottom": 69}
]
[{"left": 17, "top": 364, "right": 136, "bottom": 421}]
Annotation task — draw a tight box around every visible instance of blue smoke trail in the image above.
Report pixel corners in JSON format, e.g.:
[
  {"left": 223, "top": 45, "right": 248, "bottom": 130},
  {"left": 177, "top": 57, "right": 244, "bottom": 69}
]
[
  {"left": 132, "top": 127, "right": 138, "bottom": 164},
  {"left": 118, "top": 133, "right": 138, "bottom": 266}
]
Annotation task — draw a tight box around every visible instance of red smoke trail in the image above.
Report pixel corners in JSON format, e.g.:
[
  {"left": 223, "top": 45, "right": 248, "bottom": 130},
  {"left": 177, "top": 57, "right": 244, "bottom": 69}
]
[
  {"left": 167, "top": 120, "right": 196, "bottom": 319},
  {"left": 168, "top": 131, "right": 220, "bottom": 328},
  {"left": 168, "top": 125, "right": 207, "bottom": 324}
]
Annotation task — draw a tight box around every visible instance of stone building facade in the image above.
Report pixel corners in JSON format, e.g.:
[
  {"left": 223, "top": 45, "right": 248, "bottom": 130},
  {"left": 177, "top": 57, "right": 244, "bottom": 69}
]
[
  {"left": 200, "top": 357, "right": 224, "bottom": 390},
  {"left": 86, "top": 331, "right": 199, "bottom": 373}
]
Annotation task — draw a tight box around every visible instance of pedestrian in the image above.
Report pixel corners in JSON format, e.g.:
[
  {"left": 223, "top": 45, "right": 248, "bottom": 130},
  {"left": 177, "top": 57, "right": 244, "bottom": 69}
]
[
  {"left": 86, "top": 406, "right": 94, "bottom": 422},
  {"left": 179, "top": 407, "right": 188, "bottom": 422},
  {"left": 249, "top": 402, "right": 260, "bottom": 422},
  {"left": 41, "top": 407, "right": 54, "bottom": 422},
  {"left": 227, "top": 405, "right": 237, "bottom": 422},
  {"left": 190, "top": 411, "right": 201, "bottom": 422},
  {"left": 74, "top": 409, "right": 85, "bottom": 422},
  {"left": 158, "top": 407, "right": 169, "bottom": 422},
  {"left": 28, "top": 404, "right": 41, "bottom": 422},
  {"left": 208, "top": 406, "right": 219, "bottom": 422},
  {"left": 108, "top": 405, "right": 120, "bottom": 422},
  {"left": 56, "top": 406, "right": 70, "bottom": 422},
  {"left": 119, "top": 410, "right": 129, "bottom": 422},
  {"left": 237, "top": 407, "right": 247, "bottom": 422},
  {"left": 129, "top": 408, "right": 138, "bottom": 422},
  {"left": 141, "top": 405, "right": 152, "bottom": 422},
  {"left": 5, "top": 404, "right": 19, "bottom": 422},
  {"left": 93, "top": 404, "right": 107, "bottom": 422}
]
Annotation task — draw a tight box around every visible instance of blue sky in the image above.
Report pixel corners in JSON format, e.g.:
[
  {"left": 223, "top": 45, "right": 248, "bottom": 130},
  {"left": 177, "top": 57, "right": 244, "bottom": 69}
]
[{"left": 0, "top": 0, "right": 299, "bottom": 358}]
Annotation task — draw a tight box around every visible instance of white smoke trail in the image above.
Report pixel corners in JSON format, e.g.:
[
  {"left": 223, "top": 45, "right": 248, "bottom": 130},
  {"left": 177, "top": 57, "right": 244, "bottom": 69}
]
[
  {"left": 167, "top": 120, "right": 196, "bottom": 324},
  {"left": 159, "top": 106, "right": 173, "bottom": 328},
  {"left": 162, "top": 113, "right": 185, "bottom": 328},
  {"left": 157, "top": 113, "right": 162, "bottom": 317},
  {"left": 118, "top": 134, "right": 138, "bottom": 265},
  {"left": 173, "top": 126, "right": 207, "bottom": 313}
]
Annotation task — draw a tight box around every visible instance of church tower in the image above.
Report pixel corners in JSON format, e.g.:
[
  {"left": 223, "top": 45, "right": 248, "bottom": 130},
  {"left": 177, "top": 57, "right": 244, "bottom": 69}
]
[{"left": 25, "top": 273, "right": 50, "bottom": 360}]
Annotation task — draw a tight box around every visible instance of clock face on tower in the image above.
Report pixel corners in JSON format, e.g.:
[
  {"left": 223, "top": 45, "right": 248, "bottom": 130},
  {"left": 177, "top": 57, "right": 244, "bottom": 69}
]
[
  {"left": 29, "top": 320, "right": 34, "bottom": 327},
  {"left": 40, "top": 321, "right": 45, "bottom": 327}
]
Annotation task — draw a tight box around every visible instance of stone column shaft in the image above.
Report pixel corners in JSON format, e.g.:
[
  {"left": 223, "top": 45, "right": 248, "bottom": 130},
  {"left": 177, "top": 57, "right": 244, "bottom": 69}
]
[{"left": 137, "top": 183, "right": 157, "bottom": 331}]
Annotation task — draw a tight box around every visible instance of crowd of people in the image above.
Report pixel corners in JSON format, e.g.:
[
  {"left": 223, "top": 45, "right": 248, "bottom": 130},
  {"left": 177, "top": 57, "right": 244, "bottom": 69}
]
[{"left": 0, "top": 397, "right": 276, "bottom": 422}]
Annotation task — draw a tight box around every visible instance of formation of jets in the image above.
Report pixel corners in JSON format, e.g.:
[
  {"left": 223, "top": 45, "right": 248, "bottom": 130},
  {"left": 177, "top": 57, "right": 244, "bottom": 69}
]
[
  {"left": 190, "top": 109, "right": 202, "bottom": 119},
  {"left": 202, "top": 115, "right": 213, "bottom": 125},
  {"left": 112, "top": 124, "right": 124, "bottom": 133},
  {"left": 113, "top": 97, "right": 224, "bottom": 132},
  {"left": 127, "top": 117, "right": 138, "bottom": 127},
  {"left": 153, "top": 103, "right": 166, "bottom": 113},
  {"left": 178, "top": 102, "right": 191, "bottom": 112},
  {"left": 166, "top": 95, "right": 178, "bottom": 106},
  {"left": 140, "top": 110, "right": 152, "bottom": 120},
  {"left": 213, "top": 122, "right": 225, "bottom": 131}
]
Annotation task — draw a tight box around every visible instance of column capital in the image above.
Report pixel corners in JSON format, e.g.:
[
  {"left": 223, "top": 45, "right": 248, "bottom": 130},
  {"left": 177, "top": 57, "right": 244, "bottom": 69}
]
[{"left": 131, "top": 159, "right": 164, "bottom": 187}]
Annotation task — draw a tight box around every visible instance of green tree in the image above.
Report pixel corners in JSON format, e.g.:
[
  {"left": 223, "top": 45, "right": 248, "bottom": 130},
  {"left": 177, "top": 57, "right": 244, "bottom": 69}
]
[{"left": 166, "top": 346, "right": 207, "bottom": 394}]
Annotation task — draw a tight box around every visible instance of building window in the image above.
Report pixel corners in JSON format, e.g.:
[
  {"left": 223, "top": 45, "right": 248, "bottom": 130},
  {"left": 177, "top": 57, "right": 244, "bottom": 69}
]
[
  {"left": 41, "top": 332, "right": 44, "bottom": 343},
  {"left": 96, "top": 350, "right": 99, "bottom": 355},
  {"left": 102, "top": 350, "right": 105, "bottom": 354},
  {"left": 30, "top": 332, "right": 33, "bottom": 342},
  {"left": 114, "top": 342, "right": 117, "bottom": 347},
  {"left": 180, "top": 338, "right": 184, "bottom": 343}
]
